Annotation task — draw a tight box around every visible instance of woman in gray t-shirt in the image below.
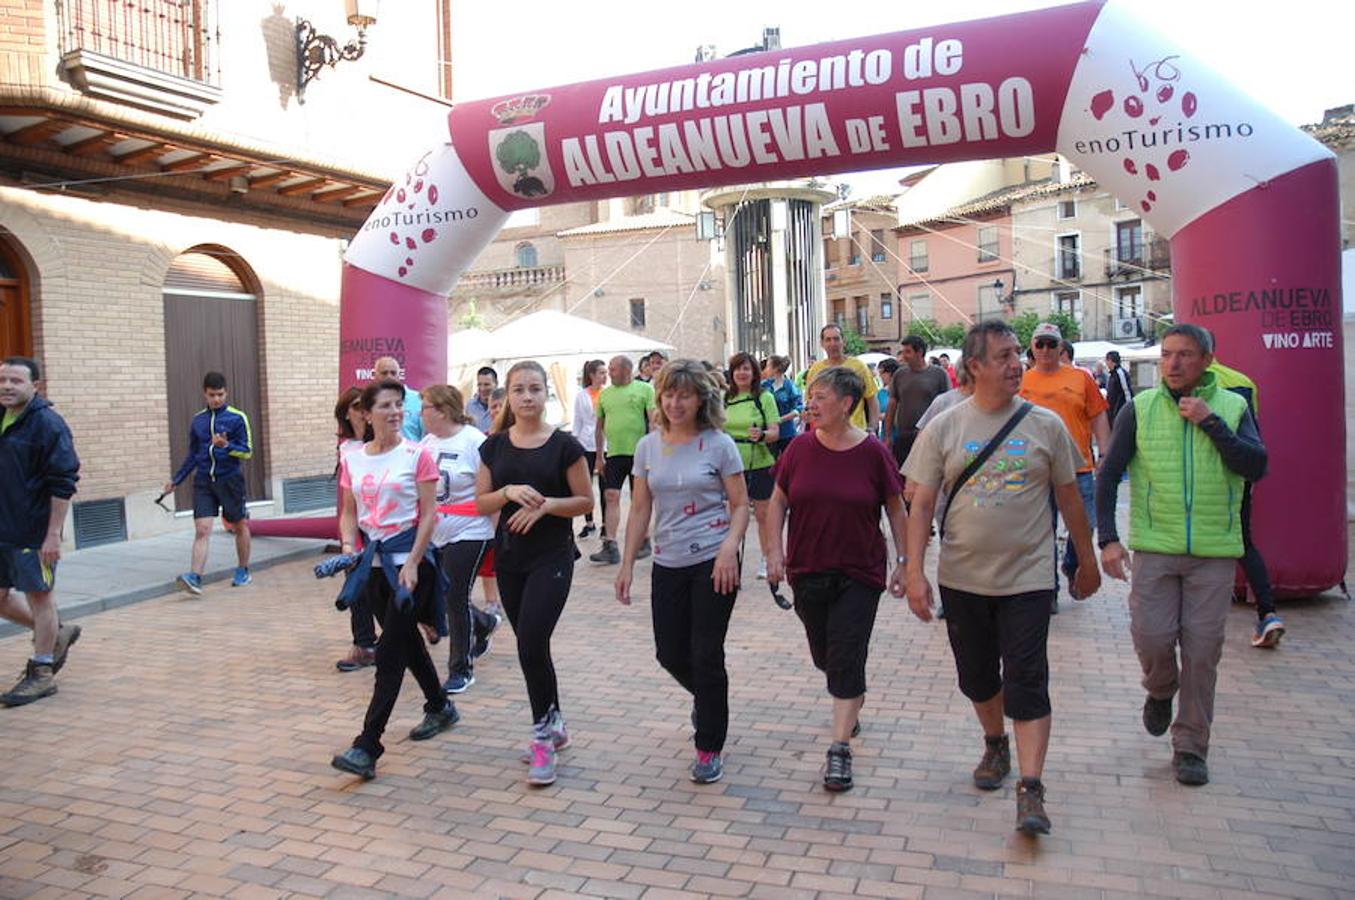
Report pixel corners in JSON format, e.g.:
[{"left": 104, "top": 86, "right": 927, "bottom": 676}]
[{"left": 616, "top": 360, "right": 748, "bottom": 785}]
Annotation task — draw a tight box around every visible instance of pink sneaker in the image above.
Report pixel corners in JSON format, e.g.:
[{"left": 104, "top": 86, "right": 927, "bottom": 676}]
[{"left": 526, "top": 739, "right": 557, "bottom": 786}]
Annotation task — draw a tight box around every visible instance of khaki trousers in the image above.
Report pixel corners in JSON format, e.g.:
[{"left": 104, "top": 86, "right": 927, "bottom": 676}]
[{"left": 1128, "top": 552, "right": 1236, "bottom": 757}]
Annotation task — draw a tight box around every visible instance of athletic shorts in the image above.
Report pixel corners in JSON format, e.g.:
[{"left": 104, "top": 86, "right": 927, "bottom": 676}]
[
  {"left": 603, "top": 455, "right": 634, "bottom": 492},
  {"left": 0, "top": 547, "right": 56, "bottom": 593},
  {"left": 477, "top": 546, "right": 496, "bottom": 578},
  {"left": 743, "top": 467, "right": 774, "bottom": 502},
  {"left": 940, "top": 585, "right": 1053, "bottom": 721},
  {"left": 193, "top": 473, "right": 248, "bottom": 522}
]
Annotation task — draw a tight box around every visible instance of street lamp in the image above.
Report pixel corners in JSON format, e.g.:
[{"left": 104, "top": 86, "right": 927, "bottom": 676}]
[
  {"left": 993, "top": 278, "right": 1017, "bottom": 314},
  {"left": 296, "top": 1, "right": 380, "bottom": 103}
]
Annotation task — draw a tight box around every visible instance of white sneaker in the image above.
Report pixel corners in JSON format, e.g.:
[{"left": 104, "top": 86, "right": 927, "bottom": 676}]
[{"left": 756, "top": 559, "right": 767, "bottom": 580}]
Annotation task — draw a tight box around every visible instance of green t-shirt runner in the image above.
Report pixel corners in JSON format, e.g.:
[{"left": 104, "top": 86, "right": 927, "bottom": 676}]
[
  {"left": 724, "top": 391, "right": 781, "bottom": 471},
  {"left": 597, "top": 379, "right": 656, "bottom": 458}
]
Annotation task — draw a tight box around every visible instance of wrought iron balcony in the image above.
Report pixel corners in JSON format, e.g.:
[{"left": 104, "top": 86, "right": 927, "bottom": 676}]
[{"left": 57, "top": 0, "right": 222, "bottom": 118}]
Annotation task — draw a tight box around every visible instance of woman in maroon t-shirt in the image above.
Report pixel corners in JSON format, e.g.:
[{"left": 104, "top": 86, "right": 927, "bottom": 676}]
[{"left": 766, "top": 365, "right": 908, "bottom": 793}]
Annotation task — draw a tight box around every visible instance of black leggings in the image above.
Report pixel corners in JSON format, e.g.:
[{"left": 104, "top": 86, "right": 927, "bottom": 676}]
[
  {"left": 497, "top": 550, "right": 574, "bottom": 724},
  {"left": 1238, "top": 484, "right": 1276, "bottom": 619},
  {"left": 438, "top": 540, "right": 497, "bottom": 678},
  {"left": 349, "top": 591, "right": 377, "bottom": 649},
  {"left": 583, "top": 451, "right": 602, "bottom": 525},
  {"left": 353, "top": 561, "right": 445, "bottom": 758},
  {"left": 651, "top": 559, "right": 737, "bottom": 753}
]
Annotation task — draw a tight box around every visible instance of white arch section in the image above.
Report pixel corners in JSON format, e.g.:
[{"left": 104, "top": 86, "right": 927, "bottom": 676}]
[{"left": 331, "top": 0, "right": 1341, "bottom": 594}]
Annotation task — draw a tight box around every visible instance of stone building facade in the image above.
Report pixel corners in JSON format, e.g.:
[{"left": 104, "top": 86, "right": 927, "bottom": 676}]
[
  {"left": 822, "top": 198, "right": 900, "bottom": 352},
  {"left": 0, "top": 0, "right": 459, "bottom": 544},
  {"left": 1009, "top": 177, "right": 1173, "bottom": 341}
]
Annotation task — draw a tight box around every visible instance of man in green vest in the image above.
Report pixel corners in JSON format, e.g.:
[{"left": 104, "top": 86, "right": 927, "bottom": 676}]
[{"left": 1095, "top": 325, "right": 1266, "bottom": 787}]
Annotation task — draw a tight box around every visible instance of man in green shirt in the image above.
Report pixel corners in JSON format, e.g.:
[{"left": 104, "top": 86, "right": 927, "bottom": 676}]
[{"left": 591, "top": 355, "right": 656, "bottom": 564}]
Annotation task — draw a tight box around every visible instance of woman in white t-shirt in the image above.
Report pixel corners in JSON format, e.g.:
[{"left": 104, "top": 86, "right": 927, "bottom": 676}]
[
  {"left": 333, "top": 386, "right": 376, "bottom": 673},
  {"left": 420, "top": 384, "right": 499, "bottom": 696},
  {"left": 330, "top": 380, "right": 458, "bottom": 781},
  {"left": 572, "top": 359, "right": 607, "bottom": 539}
]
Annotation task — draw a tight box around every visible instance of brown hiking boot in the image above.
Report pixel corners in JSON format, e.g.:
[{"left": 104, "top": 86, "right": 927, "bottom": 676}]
[
  {"left": 1016, "top": 778, "right": 1051, "bottom": 834},
  {"left": 973, "top": 734, "right": 1011, "bottom": 790},
  {"left": 1, "top": 661, "right": 57, "bottom": 707},
  {"left": 53, "top": 623, "right": 82, "bottom": 674}
]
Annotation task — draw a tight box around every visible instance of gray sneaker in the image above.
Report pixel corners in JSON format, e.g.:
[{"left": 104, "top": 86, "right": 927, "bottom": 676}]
[
  {"left": 0, "top": 662, "right": 57, "bottom": 708},
  {"left": 690, "top": 751, "right": 724, "bottom": 784},
  {"left": 526, "top": 738, "right": 557, "bottom": 785},
  {"left": 636, "top": 539, "right": 652, "bottom": 560},
  {"left": 520, "top": 709, "right": 571, "bottom": 762},
  {"left": 588, "top": 541, "right": 620, "bottom": 565}
]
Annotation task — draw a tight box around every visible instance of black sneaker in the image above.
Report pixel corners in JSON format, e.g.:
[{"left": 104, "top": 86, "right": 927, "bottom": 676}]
[
  {"left": 578, "top": 522, "right": 596, "bottom": 539},
  {"left": 1143, "top": 695, "right": 1172, "bottom": 737},
  {"left": 409, "top": 702, "right": 460, "bottom": 741},
  {"left": 331, "top": 746, "right": 376, "bottom": 779},
  {"left": 851, "top": 719, "right": 861, "bottom": 739},
  {"left": 443, "top": 673, "right": 474, "bottom": 694},
  {"left": 470, "top": 613, "right": 501, "bottom": 661},
  {"left": 973, "top": 734, "right": 1011, "bottom": 790},
  {"left": 824, "top": 742, "right": 853, "bottom": 792},
  {"left": 1016, "top": 778, "right": 1051, "bottom": 834},
  {"left": 1173, "top": 751, "right": 1209, "bottom": 786}
]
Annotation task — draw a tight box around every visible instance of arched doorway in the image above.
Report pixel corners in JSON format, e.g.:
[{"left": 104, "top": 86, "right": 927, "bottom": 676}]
[
  {"left": 163, "top": 246, "right": 269, "bottom": 511},
  {"left": 0, "top": 237, "right": 32, "bottom": 359}
]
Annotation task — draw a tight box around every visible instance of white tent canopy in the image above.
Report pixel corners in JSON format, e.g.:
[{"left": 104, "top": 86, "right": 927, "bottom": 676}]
[{"left": 448, "top": 310, "right": 675, "bottom": 427}]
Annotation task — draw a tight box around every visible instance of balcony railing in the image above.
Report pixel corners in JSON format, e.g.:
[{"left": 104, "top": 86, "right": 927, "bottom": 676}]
[
  {"left": 1104, "top": 236, "right": 1171, "bottom": 279},
  {"left": 455, "top": 264, "right": 566, "bottom": 293},
  {"left": 58, "top": 0, "right": 221, "bottom": 86}
]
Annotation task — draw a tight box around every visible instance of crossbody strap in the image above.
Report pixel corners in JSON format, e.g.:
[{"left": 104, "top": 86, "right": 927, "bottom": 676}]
[{"left": 938, "top": 402, "right": 1033, "bottom": 541}]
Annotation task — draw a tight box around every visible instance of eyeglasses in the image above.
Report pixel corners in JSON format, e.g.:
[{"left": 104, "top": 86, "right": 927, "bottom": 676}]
[{"left": 1033, "top": 339, "right": 1059, "bottom": 349}]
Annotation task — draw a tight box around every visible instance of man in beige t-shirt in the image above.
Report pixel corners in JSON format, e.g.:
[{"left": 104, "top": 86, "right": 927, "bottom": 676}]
[{"left": 903, "top": 320, "right": 1099, "bottom": 838}]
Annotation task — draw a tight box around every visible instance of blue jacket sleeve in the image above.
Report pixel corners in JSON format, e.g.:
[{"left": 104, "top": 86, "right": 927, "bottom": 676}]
[
  {"left": 40, "top": 413, "right": 80, "bottom": 501},
  {"left": 226, "top": 409, "right": 253, "bottom": 459},
  {"left": 171, "top": 415, "right": 200, "bottom": 486}
]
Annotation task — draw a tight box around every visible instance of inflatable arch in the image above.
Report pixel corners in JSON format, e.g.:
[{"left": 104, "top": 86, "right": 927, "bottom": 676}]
[{"left": 322, "top": 0, "right": 1346, "bottom": 596}]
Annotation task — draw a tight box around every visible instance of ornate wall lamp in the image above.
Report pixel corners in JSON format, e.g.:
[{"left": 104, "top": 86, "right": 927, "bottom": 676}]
[{"left": 296, "top": 1, "right": 379, "bottom": 103}]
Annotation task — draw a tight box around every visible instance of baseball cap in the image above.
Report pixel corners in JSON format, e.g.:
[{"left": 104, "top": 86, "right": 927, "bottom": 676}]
[{"left": 1032, "top": 322, "right": 1062, "bottom": 342}]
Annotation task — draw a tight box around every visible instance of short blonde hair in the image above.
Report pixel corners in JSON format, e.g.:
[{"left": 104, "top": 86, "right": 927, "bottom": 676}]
[{"left": 653, "top": 359, "right": 725, "bottom": 432}]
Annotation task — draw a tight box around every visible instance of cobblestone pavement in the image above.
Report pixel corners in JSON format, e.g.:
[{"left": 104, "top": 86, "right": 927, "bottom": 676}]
[{"left": 1, "top": 532, "right": 1352, "bottom": 899}]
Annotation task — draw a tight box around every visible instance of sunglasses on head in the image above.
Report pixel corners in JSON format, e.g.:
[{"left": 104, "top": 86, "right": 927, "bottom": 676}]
[{"left": 1034, "top": 338, "right": 1059, "bottom": 349}]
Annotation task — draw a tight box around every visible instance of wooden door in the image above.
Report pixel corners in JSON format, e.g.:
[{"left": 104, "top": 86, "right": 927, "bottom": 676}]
[
  {"left": 163, "top": 251, "right": 268, "bottom": 511},
  {"left": 0, "top": 246, "right": 31, "bottom": 359}
]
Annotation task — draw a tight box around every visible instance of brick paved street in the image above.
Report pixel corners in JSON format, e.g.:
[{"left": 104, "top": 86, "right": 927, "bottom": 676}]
[{"left": 1, "top": 537, "right": 1352, "bottom": 899}]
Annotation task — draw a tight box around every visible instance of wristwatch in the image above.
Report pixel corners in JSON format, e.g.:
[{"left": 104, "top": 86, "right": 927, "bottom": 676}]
[{"left": 894, "top": 554, "right": 907, "bottom": 565}]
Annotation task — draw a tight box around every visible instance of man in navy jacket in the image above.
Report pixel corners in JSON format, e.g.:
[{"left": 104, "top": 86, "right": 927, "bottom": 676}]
[
  {"left": 0, "top": 356, "right": 82, "bottom": 707},
  {"left": 162, "top": 371, "right": 253, "bottom": 594}
]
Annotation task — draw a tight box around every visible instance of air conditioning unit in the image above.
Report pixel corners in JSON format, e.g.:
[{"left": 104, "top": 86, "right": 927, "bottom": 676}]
[{"left": 1114, "top": 317, "right": 1141, "bottom": 339}]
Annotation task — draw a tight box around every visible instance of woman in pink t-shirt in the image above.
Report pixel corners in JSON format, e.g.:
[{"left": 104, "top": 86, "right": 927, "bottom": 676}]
[
  {"left": 766, "top": 365, "right": 908, "bottom": 794},
  {"left": 330, "top": 380, "right": 458, "bottom": 781},
  {"left": 333, "top": 386, "right": 376, "bottom": 673}
]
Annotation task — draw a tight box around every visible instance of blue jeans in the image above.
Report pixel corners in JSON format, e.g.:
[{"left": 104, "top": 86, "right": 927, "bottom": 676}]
[{"left": 1058, "top": 471, "right": 1096, "bottom": 584}]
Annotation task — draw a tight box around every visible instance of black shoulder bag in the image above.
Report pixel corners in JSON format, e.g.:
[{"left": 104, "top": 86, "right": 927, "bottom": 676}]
[{"left": 938, "top": 402, "right": 1033, "bottom": 541}]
